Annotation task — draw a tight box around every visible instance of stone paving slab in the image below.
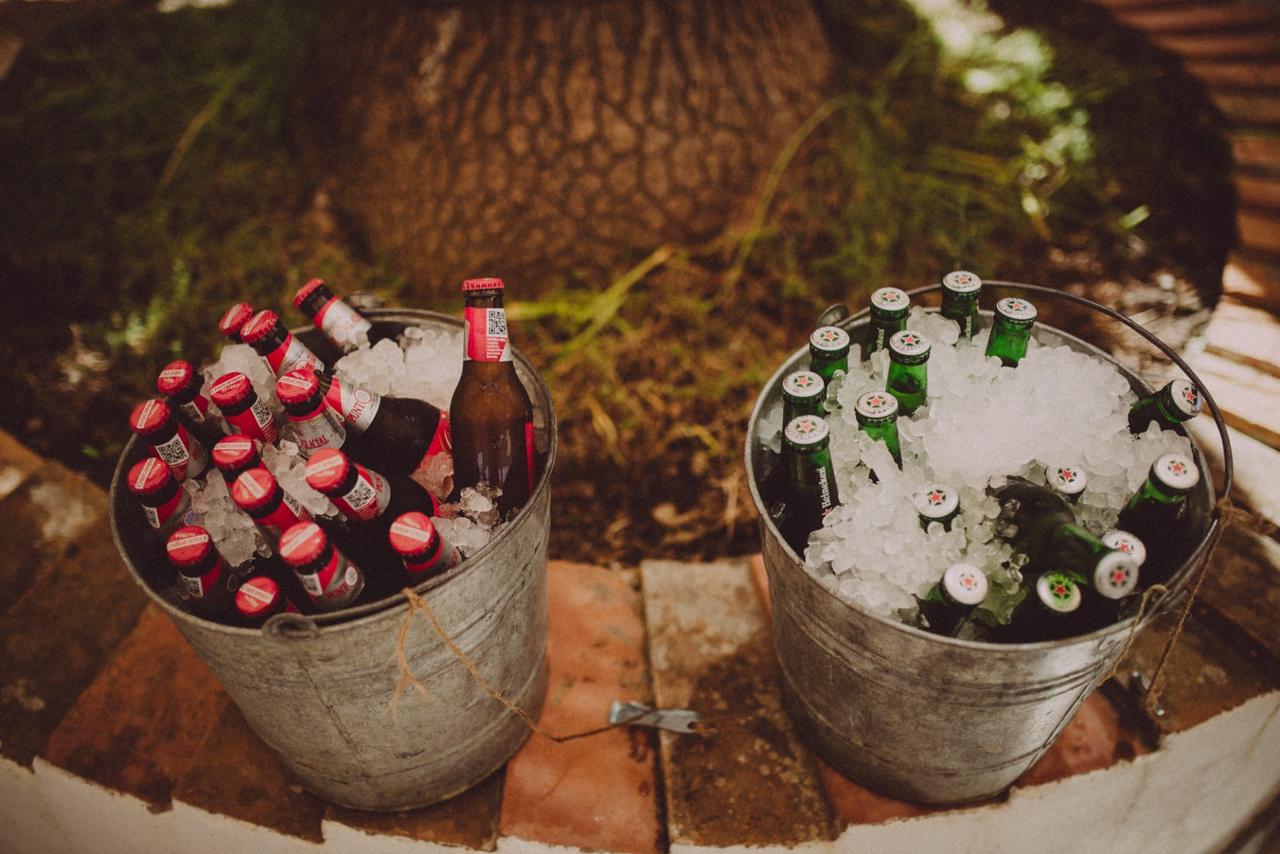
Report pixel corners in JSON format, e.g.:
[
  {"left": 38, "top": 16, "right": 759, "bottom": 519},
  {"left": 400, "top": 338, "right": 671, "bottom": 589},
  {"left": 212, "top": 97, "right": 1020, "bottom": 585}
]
[{"left": 641, "top": 559, "right": 835, "bottom": 848}]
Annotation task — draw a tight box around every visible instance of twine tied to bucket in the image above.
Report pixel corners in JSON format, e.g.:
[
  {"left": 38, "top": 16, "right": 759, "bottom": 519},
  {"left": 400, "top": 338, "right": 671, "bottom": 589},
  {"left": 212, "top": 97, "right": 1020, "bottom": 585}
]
[
  {"left": 1106, "top": 496, "right": 1275, "bottom": 719},
  {"left": 389, "top": 587, "right": 631, "bottom": 743}
]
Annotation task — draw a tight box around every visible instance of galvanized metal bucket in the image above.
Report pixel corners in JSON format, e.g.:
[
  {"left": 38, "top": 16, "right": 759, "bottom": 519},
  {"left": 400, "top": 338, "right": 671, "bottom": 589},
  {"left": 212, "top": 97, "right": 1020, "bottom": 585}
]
[
  {"left": 745, "top": 282, "right": 1232, "bottom": 804},
  {"left": 109, "top": 308, "right": 556, "bottom": 811}
]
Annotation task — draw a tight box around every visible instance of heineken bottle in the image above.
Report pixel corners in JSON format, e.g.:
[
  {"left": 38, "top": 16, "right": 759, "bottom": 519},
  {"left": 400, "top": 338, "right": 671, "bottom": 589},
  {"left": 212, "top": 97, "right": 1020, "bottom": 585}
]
[
  {"left": 1116, "top": 452, "right": 1200, "bottom": 584},
  {"left": 940, "top": 271, "right": 982, "bottom": 340},
  {"left": 863, "top": 287, "right": 910, "bottom": 360},
  {"left": 1128, "top": 378, "right": 1203, "bottom": 434},
  {"left": 994, "top": 571, "right": 1086, "bottom": 643},
  {"left": 913, "top": 484, "right": 960, "bottom": 532},
  {"left": 992, "top": 478, "right": 1071, "bottom": 542},
  {"left": 917, "top": 562, "right": 989, "bottom": 636},
  {"left": 1045, "top": 463, "right": 1087, "bottom": 505},
  {"left": 1102, "top": 529, "right": 1147, "bottom": 568},
  {"left": 886, "top": 330, "right": 930, "bottom": 416},
  {"left": 774, "top": 415, "right": 840, "bottom": 553},
  {"left": 809, "top": 326, "right": 851, "bottom": 386},
  {"left": 985, "top": 297, "right": 1037, "bottom": 366},
  {"left": 854, "top": 391, "right": 902, "bottom": 469},
  {"left": 781, "top": 370, "right": 826, "bottom": 424}
]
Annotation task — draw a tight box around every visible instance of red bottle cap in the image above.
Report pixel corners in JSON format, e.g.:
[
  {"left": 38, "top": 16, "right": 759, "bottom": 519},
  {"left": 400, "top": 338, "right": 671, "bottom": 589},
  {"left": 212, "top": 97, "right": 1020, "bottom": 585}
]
[
  {"left": 461, "top": 277, "right": 505, "bottom": 292},
  {"left": 230, "top": 467, "right": 278, "bottom": 512},
  {"left": 156, "top": 360, "right": 196, "bottom": 397},
  {"left": 276, "top": 369, "right": 321, "bottom": 406},
  {"left": 235, "top": 576, "right": 282, "bottom": 617},
  {"left": 219, "top": 303, "right": 254, "bottom": 339},
  {"left": 209, "top": 372, "right": 253, "bottom": 409},
  {"left": 389, "top": 512, "right": 438, "bottom": 557},
  {"left": 304, "top": 448, "right": 351, "bottom": 495},
  {"left": 293, "top": 278, "right": 326, "bottom": 309},
  {"left": 279, "top": 521, "right": 328, "bottom": 567},
  {"left": 166, "top": 525, "right": 215, "bottom": 567},
  {"left": 126, "top": 457, "right": 173, "bottom": 496},
  {"left": 212, "top": 436, "right": 258, "bottom": 472},
  {"left": 240, "top": 310, "right": 280, "bottom": 345},
  {"left": 129, "top": 399, "right": 174, "bottom": 437}
]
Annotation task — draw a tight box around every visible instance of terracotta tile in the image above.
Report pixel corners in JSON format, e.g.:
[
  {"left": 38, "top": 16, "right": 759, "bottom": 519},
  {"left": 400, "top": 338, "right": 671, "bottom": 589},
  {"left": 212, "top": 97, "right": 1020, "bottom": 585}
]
[
  {"left": 500, "top": 561, "right": 660, "bottom": 854},
  {"left": 816, "top": 757, "right": 940, "bottom": 826},
  {"left": 1015, "top": 692, "right": 1148, "bottom": 788},
  {"left": 749, "top": 553, "right": 772, "bottom": 617},
  {"left": 0, "top": 430, "right": 44, "bottom": 502},
  {"left": 0, "top": 499, "right": 148, "bottom": 766},
  {"left": 642, "top": 559, "right": 835, "bottom": 847},
  {"left": 1240, "top": 209, "right": 1280, "bottom": 257},
  {"left": 325, "top": 770, "right": 503, "bottom": 851},
  {"left": 173, "top": 703, "right": 326, "bottom": 842},
  {"left": 1190, "top": 61, "right": 1280, "bottom": 90},
  {"left": 39, "top": 605, "right": 229, "bottom": 809}
]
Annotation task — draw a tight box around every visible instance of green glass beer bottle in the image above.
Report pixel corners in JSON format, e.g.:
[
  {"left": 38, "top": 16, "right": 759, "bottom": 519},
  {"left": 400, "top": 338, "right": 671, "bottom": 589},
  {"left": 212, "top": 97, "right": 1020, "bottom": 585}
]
[
  {"left": 917, "top": 562, "right": 989, "bottom": 636},
  {"left": 940, "top": 271, "right": 982, "bottom": 340},
  {"left": 776, "top": 415, "right": 840, "bottom": 553},
  {"left": 913, "top": 484, "right": 960, "bottom": 532},
  {"left": 1046, "top": 463, "right": 1087, "bottom": 505},
  {"left": 854, "top": 391, "right": 902, "bottom": 468},
  {"left": 781, "top": 370, "right": 826, "bottom": 424},
  {"left": 1102, "top": 529, "right": 1147, "bottom": 568},
  {"left": 985, "top": 297, "right": 1037, "bottom": 366},
  {"left": 863, "top": 287, "right": 910, "bottom": 360},
  {"left": 995, "top": 571, "right": 1086, "bottom": 643},
  {"left": 1116, "top": 452, "right": 1200, "bottom": 584},
  {"left": 886, "top": 330, "right": 930, "bottom": 416},
  {"left": 809, "top": 326, "right": 851, "bottom": 386},
  {"left": 1128, "top": 378, "right": 1203, "bottom": 434}
]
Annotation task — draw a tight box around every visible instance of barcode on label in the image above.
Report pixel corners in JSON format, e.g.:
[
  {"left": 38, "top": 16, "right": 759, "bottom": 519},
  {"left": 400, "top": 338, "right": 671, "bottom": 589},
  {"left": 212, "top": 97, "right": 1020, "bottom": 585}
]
[
  {"left": 345, "top": 479, "right": 375, "bottom": 508},
  {"left": 487, "top": 310, "right": 507, "bottom": 338}
]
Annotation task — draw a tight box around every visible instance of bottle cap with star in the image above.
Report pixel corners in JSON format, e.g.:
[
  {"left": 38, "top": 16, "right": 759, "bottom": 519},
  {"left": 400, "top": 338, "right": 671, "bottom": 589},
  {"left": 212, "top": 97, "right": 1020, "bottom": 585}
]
[
  {"left": 1150, "top": 453, "right": 1200, "bottom": 494},
  {"left": 783, "top": 414, "right": 830, "bottom": 450},
  {"left": 869, "top": 287, "right": 910, "bottom": 320},
  {"left": 888, "top": 330, "right": 930, "bottom": 365},
  {"left": 941, "top": 562, "right": 988, "bottom": 606},
  {"left": 1035, "top": 571, "right": 1082, "bottom": 614},
  {"left": 941, "top": 270, "right": 982, "bottom": 296},
  {"left": 1046, "top": 463, "right": 1088, "bottom": 498},
  {"left": 1102, "top": 530, "right": 1147, "bottom": 567},
  {"left": 854, "top": 391, "right": 899, "bottom": 425},
  {"left": 913, "top": 484, "right": 959, "bottom": 522}
]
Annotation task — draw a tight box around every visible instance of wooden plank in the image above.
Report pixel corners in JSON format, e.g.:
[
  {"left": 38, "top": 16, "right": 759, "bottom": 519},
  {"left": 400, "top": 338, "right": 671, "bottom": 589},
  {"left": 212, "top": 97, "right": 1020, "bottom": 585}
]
[
  {"left": 1212, "top": 91, "right": 1280, "bottom": 126},
  {"left": 1189, "top": 61, "right": 1280, "bottom": 89},
  {"left": 1186, "top": 416, "right": 1280, "bottom": 526},
  {"left": 1203, "top": 298, "right": 1280, "bottom": 375},
  {"left": 1223, "top": 252, "right": 1280, "bottom": 310},
  {"left": 1113, "top": 4, "right": 1276, "bottom": 34},
  {"left": 0, "top": 473, "right": 148, "bottom": 767},
  {"left": 172, "top": 703, "right": 326, "bottom": 843},
  {"left": 1149, "top": 30, "right": 1280, "bottom": 60},
  {"left": 1239, "top": 208, "right": 1280, "bottom": 255},
  {"left": 0, "top": 429, "right": 43, "bottom": 502},
  {"left": 1233, "top": 131, "right": 1280, "bottom": 171},
  {"left": 38, "top": 605, "right": 229, "bottom": 810},
  {"left": 1198, "top": 526, "right": 1280, "bottom": 663},
  {"left": 1237, "top": 172, "right": 1280, "bottom": 212},
  {"left": 1186, "top": 349, "right": 1280, "bottom": 447},
  {"left": 641, "top": 559, "right": 835, "bottom": 848},
  {"left": 324, "top": 771, "right": 504, "bottom": 851},
  {"left": 499, "top": 562, "right": 661, "bottom": 854}
]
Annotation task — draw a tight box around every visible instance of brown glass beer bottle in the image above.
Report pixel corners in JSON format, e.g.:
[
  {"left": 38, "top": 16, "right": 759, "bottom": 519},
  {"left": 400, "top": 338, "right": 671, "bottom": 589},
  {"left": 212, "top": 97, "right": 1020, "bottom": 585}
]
[{"left": 450, "top": 278, "right": 536, "bottom": 517}]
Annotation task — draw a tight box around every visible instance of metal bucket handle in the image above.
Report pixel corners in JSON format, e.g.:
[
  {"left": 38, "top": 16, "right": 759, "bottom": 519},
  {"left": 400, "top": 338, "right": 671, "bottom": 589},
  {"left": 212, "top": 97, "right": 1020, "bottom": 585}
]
[{"left": 831, "top": 279, "right": 1234, "bottom": 504}]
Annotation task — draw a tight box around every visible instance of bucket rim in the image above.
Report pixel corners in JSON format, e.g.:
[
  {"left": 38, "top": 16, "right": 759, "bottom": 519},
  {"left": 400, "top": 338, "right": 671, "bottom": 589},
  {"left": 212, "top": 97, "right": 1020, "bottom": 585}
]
[
  {"left": 744, "top": 283, "right": 1230, "bottom": 652},
  {"left": 109, "top": 306, "right": 558, "bottom": 637}
]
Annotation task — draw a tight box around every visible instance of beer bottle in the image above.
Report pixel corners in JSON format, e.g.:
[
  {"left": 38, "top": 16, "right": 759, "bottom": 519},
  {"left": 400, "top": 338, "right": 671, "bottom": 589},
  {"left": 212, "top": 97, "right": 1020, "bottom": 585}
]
[
  {"left": 917, "top": 562, "right": 989, "bottom": 636},
  {"left": 318, "top": 373, "right": 451, "bottom": 477},
  {"left": 166, "top": 525, "right": 237, "bottom": 621},
  {"left": 781, "top": 370, "right": 826, "bottom": 424},
  {"left": 808, "top": 326, "right": 851, "bottom": 384},
  {"left": 854, "top": 390, "right": 902, "bottom": 468},
  {"left": 129, "top": 399, "right": 210, "bottom": 483},
  {"left": 230, "top": 467, "right": 312, "bottom": 537},
  {"left": 913, "top": 484, "right": 960, "bottom": 532},
  {"left": 210, "top": 372, "right": 280, "bottom": 446},
  {"left": 389, "top": 511, "right": 463, "bottom": 584},
  {"left": 863, "top": 287, "right": 910, "bottom": 360},
  {"left": 241, "top": 309, "right": 327, "bottom": 378},
  {"left": 1101, "top": 529, "right": 1147, "bottom": 568},
  {"left": 277, "top": 369, "right": 347, "bottom": 459},
  {"left": 1046, "top": 463, "right": 1087, "bottom": 505},
  {"left": 293, "top": 278, "right": 376, "bottom": 353},
  {"left": 156, "top": 360, "right": 225, "bottom": 448},
  {"left": 126, "top": 457, "right": 198, "bottom": 538},
  {"left": 278, "top": 521, "right": 366, "bottom": 612},
  {"left": 1128, "top": 378, "right": 1203, "bottom": 434},
  {"left": 219, "top": 302, "right": 255, "bottom": 344},
  {"left": 985, "top": 297, "right": 1036, "bottom": 366},
  {"left": 211, "top": 435, "right": 263, "bottom": 483},
  {"left": 1116, "top": 453, "right": 1200, "bottom": 584},
  {"left": 992, "top": 478, "right": 1071, "bottom": 543},
  {"left": 450, "top": 277, "right": 536, "bottom": 517},
  {"left": 995, "top": 571, "right": 1086, "bottom": 643},
  {"left": 940, "top": 271, "right": 982, "bottom": 340},
  {"left": 234, "top": 575, "right": 300, "bottom": 627},
  {"left": 886, "top": 330, "right": 930, "bottom": 416},
  {"left": 776, "top": 415, "right": 840, "bottom": 552}
]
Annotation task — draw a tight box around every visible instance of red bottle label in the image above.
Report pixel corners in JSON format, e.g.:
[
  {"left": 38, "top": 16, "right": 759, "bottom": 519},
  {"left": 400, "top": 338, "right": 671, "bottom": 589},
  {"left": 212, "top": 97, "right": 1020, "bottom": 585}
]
[
  {"left": 266, "top": 332, "right": 325, "bottom": 376},
  {"left": 323, "top": 377, "right": 382, "bottom": 433},
  {"left": 292, "top": 403, "right": 347, "bottom": 455},
  {"left": 144, "top": 488, "right": 191, "bottom": 531},
  {"left": 314, "top": 297, "right": 372, "bottom": 351},
  {"left": 335, "top": 465, "right": 390, "bottom": 522},
  {"left": 178, "top": 396, "right": 210, "bottom": 424},
  {"left": 298, "top": 551, "right": 362, "bottom": 606},
  {"left": 464, "top": 307, "right": 511, "bottom": 362},
  {"left": 260, "top": 490, "right": 310, "bottom": 533},
  {"left": 226, "top": 397, "right": 278, "bottom": 445},
  {"left": 151, "top": 424, "right": 206, "bottom": 481},
  {"left": 525, "top": 420, "right": 536, "bottom": 494}
]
